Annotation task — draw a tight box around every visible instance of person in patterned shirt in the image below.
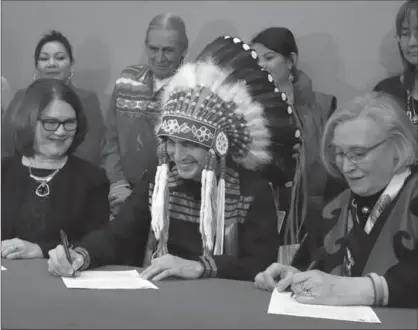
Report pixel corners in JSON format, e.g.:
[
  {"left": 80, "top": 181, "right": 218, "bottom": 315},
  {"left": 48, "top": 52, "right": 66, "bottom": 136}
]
[{"left": 101, "top": 13, "right": 189, "bottom": 218}]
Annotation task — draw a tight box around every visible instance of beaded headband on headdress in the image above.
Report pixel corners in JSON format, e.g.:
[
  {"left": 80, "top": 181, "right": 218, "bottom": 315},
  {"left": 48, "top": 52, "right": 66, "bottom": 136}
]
[{"left": 150, "top": 35, "right": 304, "bottom": 261}]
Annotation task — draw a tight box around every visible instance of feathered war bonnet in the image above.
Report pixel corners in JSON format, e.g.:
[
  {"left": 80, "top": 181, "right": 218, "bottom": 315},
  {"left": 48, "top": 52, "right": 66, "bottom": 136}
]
[{"left": 151, "top": 36, "right": 303, "bottom": 259}]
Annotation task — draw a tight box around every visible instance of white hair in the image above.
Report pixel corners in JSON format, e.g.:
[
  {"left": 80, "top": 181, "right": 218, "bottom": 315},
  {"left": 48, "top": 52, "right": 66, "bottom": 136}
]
[
  {"left": 145, "top": 13, "right": 188, "bottom": 52},
  {"left": 321, "top": 91, "right": 418, "bottom": 178}
]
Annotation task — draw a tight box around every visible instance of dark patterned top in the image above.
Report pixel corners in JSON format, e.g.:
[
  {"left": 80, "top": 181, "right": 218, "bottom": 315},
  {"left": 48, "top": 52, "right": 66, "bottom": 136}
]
[{"left": 294, "top": 168, "right": 418, "bottom": 308}]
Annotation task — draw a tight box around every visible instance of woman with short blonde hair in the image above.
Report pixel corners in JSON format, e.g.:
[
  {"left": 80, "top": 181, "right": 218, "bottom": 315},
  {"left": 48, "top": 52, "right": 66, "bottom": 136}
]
[
  {"left": 321, "top": 92, "right": 417, "bottom": 179},
  {"left": 255, "top": 91, "right": 418, "bottom": 308}
]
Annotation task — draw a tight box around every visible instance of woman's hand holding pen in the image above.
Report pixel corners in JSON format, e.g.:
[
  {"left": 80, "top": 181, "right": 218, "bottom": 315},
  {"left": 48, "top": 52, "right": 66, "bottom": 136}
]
[{"left": 47, "top": 245, "right": 84, "bottom": 277}]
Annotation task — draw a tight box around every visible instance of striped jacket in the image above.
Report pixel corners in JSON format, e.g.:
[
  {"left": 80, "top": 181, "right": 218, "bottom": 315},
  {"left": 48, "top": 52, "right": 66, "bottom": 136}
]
[{"left": 101, "top": 64, "right": 164, "bottom": 188}]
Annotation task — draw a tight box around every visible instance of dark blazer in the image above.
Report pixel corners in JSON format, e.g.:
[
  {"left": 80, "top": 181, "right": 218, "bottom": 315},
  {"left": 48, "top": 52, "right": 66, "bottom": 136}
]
[
  {"left": 2, "top": 86, "right": 105, "bottom": 166},
  {"left": 1, "top": 155, "right": 110, "bottom": 257}
]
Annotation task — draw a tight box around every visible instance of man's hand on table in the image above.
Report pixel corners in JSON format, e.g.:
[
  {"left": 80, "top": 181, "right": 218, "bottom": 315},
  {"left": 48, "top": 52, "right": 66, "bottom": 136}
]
[{"left": 139, "top": 254, "right": 204, "bottom": 281}]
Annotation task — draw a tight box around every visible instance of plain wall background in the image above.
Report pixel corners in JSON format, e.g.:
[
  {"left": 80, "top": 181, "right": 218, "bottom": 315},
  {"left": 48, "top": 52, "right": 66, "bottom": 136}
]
[{"left": 1, "top": 0, "right": 404, "bottom": 117}]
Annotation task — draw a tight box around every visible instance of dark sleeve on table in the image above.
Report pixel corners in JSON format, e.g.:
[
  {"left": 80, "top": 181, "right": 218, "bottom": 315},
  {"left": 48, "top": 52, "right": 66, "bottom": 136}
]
[
  {"left": 76, "top": 175, "right": 152, "bottom": 268},
  {"left": 212, "top": 182, "right": 279, "bottom": 281},
  {"left": 383, "top": 198, "right": 418, "bottom": 308}
]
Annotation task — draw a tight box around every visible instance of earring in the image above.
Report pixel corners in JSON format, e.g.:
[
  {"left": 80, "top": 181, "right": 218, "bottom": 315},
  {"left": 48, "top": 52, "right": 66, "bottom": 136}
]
[
  {"left": 288, "top": 71, "right": 295, "bottom": 84},
  {"left": 32, "top": 72, "right": 38, "bottom": 82},
  {"left": 66, "top": 71, "right": 74, "bottom": 85}
]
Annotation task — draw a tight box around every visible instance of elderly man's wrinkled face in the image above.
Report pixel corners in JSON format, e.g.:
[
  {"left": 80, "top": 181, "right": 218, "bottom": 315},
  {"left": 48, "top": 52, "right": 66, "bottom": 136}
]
[
  {"left": 146, "top": 28, "right": 185, "bottom": 79},
  {"left": 332, "top": 117, "right": 397, "bottom": 196},
  {"left": 166, "top": 137, "right": 209, "bottom": 181}
]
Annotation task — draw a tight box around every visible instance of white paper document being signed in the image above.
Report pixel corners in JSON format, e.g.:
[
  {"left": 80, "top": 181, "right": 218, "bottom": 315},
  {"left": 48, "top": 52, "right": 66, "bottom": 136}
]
[
  {"left": 268, "top": 289, "right": 381, "bottom": 323},
  {"left": 61, "top": 270, "right": 158, "bottom": 290}
]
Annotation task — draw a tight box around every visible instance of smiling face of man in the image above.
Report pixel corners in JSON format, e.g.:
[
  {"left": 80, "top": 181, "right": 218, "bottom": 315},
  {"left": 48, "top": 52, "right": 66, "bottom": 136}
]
[{"left": 165, "top": 137, "right": 209, "bottom": 181}]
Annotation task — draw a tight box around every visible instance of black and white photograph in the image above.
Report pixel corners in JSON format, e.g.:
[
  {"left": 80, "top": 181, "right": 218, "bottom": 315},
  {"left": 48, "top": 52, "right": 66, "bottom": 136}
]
[{"left": 1, "top": 1, "right": 417, "bottom": 328}]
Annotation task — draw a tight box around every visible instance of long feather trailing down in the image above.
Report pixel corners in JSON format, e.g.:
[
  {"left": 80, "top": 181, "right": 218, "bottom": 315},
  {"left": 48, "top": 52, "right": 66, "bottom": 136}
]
[
  {"left": 203, "top": 169, "right": 216, "bottom": 252},
  {"left": 214, "top": 155, "right": 226, "bottom": 255},
  {"left": 199, "top": 168, "right": 208, "bottom": 255},
  {"left": 151, "top": 163, "right": 169, "bottom": 248},
  {"left": 151, "top": 165, "right": 162, "bottom": 239},
  {"left": 214, "top": 177, "right": 225, "bottom": 255}
]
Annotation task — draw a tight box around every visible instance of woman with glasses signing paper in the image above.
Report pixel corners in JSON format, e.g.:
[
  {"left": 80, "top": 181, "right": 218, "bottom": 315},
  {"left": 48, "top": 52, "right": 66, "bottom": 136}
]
[
  {"left": 1, "top": 78, "right": 109, "bottom": 260},
  {"left": 255, "top": 92, "right": 418, "bottom": 308}
]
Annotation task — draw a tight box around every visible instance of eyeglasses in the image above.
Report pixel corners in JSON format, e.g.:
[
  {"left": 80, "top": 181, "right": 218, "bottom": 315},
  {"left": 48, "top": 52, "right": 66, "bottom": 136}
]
[
  {"left": 333, "top": 139, "right": 387, "bottom": 164},
  {"left": 38, "top": 118, "right": 78, "bottom": 132}
]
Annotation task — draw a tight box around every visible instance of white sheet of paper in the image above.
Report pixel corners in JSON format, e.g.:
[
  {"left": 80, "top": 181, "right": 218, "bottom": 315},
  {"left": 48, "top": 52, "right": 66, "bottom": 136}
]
[
  {"left": 1, "top": 266, "right": 6, "bottom": 270},
  {"left": 268, "top": 289, "right": 381, "bottom": 323},
  {"left": 61, "top": 270, "right": 158, "bottom": 290}
]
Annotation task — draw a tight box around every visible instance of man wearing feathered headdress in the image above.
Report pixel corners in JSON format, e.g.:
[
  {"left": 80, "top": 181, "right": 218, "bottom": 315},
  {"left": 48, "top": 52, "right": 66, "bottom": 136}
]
[{"left": 47, "top": 36, "right": 304, "bottom": 282}]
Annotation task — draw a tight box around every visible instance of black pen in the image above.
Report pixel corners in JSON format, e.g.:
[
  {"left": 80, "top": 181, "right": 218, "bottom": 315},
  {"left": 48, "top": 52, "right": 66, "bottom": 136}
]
[
  {"left": 59, "top": 229, "right": 75, "bottom": 277},
  {"left": 306, "top": 259, "right": 319, "bottom": 271}
]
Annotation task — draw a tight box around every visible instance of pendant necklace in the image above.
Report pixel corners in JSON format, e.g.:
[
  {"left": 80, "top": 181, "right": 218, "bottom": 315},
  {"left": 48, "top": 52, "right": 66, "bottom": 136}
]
[{"left": 29, "top": 167, "right": 60, "bottom": 197}]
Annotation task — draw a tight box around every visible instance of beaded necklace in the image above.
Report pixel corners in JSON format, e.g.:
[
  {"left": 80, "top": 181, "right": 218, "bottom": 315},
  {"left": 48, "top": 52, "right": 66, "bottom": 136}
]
[{"left": 406, "top": 89, "right": 418, "bottom": 125}]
